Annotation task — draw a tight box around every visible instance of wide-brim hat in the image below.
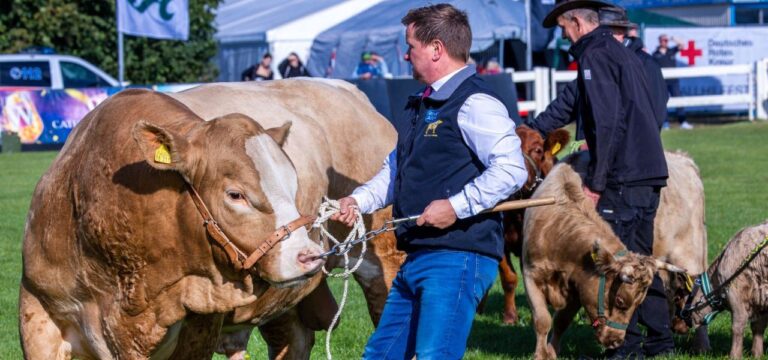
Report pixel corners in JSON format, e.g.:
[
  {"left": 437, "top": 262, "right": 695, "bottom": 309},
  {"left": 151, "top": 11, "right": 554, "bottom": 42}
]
[
  {"left": 599, "top": 6, "right": 637, "bottom": 28},
  {"left": 542, "top": 0, "right": 613, "bottom": 28}
]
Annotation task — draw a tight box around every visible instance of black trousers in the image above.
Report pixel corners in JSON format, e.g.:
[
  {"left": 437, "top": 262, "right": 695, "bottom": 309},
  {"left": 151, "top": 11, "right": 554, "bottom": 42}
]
[{"left": 597, "top": 185, "right": 674, "bottom": 356}]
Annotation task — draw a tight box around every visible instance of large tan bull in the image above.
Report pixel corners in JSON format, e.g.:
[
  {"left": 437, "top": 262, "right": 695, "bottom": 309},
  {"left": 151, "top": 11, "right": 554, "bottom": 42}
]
[{"left": 168, "top": 80, "right": 399, "bottom": 359}]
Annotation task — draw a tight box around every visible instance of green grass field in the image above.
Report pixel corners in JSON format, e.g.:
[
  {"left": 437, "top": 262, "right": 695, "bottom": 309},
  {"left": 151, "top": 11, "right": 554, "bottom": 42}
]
[{"left": 2, "top": 122, "right": 767, "bottom": 359}]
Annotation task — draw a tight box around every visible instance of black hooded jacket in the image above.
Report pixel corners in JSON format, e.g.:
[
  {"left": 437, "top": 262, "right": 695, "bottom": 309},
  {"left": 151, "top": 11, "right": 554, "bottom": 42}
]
[
  {"left": 527, "top": 26, "right": 667, "bottom": 191},
  {"left": 625, "top": 36, "right": 668, "bottom": 128}
]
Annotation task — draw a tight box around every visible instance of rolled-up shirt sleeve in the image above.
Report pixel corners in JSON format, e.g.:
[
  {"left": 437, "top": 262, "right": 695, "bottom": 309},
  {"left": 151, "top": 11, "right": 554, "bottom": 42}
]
[
  {"left": 448, "top": 94, "right": 528, "bottom": 219},
  {"left": 350, "top": 149, "right": 396, "bottom": 214}
]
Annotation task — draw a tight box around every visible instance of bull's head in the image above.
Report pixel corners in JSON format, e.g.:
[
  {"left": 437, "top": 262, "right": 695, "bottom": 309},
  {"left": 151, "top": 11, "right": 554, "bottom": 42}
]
[
  {"left": 132, "top": 113, "right": 324, "bottom": 286},
  {"left": 584, "top": 240, "right": 685, "bottom": 349}
]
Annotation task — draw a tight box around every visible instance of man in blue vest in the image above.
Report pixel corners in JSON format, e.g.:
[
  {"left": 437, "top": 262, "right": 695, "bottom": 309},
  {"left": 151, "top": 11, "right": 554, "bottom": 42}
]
[{"left": 331, "top": 3, "right": 527, "bottom": 359}]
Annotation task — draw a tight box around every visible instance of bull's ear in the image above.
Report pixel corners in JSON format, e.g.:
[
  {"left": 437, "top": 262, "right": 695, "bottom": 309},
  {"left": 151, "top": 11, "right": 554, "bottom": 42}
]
[
  {"left": 266, "top": 121, "right": 292, "bottom": 147},
  {"left": 132, "top": 121, "right": 189, "bottom": 172},
  {"left": 546, "top": 129, "right": 571, "bottom": 156},
  {"left": 591, "top": 240, "right": 613, "bottom": 270}
]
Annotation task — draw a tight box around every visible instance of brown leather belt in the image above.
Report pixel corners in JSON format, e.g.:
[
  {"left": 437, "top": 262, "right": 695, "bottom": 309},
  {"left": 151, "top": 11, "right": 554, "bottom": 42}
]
[{"left": 185, "top": 183, "right": 316, "bottom": 271}]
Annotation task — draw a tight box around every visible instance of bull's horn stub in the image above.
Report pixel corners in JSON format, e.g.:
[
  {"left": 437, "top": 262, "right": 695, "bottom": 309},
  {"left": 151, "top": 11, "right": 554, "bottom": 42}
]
[{"left": 654, "top": 259, "right": 686, "bottom": 273}]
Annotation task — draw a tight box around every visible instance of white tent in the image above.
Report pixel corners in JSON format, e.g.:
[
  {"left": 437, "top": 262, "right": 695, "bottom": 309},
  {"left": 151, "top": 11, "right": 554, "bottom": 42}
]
[{"left": 215, "top": 0, "right": 382, "bottom": 81}]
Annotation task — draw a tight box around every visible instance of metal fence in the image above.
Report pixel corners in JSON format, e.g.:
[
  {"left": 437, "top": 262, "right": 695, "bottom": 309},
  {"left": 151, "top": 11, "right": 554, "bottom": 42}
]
[{"left": 512, "top": 58, "right": 768, "bottom": 121}]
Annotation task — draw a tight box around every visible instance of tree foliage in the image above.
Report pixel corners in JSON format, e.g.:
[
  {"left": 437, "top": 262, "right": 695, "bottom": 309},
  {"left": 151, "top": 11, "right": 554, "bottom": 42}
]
[{"left": 0, "top": 0, "right": 222, "bottom": 84}]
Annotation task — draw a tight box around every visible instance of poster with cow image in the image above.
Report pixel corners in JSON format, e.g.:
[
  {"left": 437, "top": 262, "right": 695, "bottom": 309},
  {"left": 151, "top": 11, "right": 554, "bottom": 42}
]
[{"left": 644, "top": 26, "right": 768, "bottom": 113}]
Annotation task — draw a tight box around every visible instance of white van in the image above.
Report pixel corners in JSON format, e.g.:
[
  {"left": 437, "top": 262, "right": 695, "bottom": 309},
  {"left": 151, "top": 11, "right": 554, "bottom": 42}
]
[{"left": 0, "top": 54, "right": 119, "bottom": 89}]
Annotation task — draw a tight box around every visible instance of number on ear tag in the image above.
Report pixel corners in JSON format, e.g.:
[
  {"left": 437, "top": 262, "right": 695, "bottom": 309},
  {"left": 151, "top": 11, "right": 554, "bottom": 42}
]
[{"left": 154, "top": 144, "right": 172, "bottom": 164}]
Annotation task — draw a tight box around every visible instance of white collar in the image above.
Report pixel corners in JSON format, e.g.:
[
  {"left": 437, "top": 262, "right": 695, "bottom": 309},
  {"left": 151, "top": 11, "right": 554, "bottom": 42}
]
[{"left": 430, "top": 65, "right": 468, "bottom": 92}]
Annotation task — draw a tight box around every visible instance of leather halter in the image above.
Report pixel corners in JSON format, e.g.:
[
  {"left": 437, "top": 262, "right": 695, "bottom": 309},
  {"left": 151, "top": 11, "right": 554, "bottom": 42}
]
[
  {"left": 592, "top": 250, "right": 630, "bottom": 331},
  {"left": 185, "top": 183, "right": 316, "bottom": 271}
]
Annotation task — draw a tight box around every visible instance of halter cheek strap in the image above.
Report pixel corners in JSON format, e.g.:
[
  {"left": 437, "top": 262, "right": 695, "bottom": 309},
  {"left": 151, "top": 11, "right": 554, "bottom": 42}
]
[
  {"left": 593, "top": 249, "right": 630, "bottom": 331},
  {"left": 594, "top": 273, "right": 629, "bottom": 330},
  {"left": 186, "top": 182, "right": 315, "bottom": 271}
]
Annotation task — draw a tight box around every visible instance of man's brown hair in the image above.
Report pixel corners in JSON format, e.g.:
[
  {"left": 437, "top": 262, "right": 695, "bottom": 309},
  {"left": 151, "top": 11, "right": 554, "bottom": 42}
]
[{"left": 401, "top": 4, "right": 472, "bottom": 62}]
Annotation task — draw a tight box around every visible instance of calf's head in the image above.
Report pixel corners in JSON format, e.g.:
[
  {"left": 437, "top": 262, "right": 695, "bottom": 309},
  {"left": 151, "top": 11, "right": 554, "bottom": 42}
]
[
  {"left": 515, "top": 126, "right": 570, "bottom": 195},
  {"left": 584, "top": 241, "right": 685, "bottom": 349},
  {"left": 133, "top": 113, "right": 324, "bottom": 286}
]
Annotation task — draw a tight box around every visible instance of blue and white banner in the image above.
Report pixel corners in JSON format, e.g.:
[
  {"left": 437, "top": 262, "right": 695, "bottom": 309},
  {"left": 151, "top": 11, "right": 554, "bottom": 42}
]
[{"left": 117, "top": 0, "right": 189, "bottom": 40}]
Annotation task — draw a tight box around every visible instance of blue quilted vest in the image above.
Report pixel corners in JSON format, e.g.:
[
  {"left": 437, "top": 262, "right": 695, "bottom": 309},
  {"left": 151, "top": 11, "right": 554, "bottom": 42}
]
[{"left": 392, "top": 67, "right": 504, "bottom": 260}]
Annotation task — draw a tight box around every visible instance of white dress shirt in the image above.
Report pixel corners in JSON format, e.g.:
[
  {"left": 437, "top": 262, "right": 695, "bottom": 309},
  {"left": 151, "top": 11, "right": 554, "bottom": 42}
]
[{"left": 350, "top": 66, "right": 528, "bottom": 219}]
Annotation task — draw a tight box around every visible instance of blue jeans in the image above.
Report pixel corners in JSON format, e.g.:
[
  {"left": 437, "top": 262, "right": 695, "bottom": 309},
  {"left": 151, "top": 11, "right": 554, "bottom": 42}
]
[{"left": 362, "top": 249, "right": 498, "bottom": 360}]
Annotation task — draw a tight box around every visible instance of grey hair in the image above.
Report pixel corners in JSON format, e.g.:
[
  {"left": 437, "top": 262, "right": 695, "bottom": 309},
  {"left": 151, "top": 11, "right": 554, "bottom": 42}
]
[{"left": 561, "top": 8, "right": 599, "bottom": 25}]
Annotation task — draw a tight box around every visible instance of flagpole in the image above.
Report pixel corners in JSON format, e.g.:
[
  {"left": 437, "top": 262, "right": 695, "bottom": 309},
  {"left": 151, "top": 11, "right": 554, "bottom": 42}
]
[
  {"left": 118, "top": 31, "right": 125, "bottom": 85},
  {"left": 117, "top": 0, "right": 125, "bottom": 85}
]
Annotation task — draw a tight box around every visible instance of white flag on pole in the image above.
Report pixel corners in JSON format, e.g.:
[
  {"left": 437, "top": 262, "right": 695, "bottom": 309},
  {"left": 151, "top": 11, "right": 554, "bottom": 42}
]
[{"left": 117, "top": 0, "right": 189, "bottom": 40}]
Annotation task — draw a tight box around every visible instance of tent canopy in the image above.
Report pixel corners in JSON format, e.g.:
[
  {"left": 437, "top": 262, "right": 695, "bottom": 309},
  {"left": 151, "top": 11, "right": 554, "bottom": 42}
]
[
  {"left": 307, "top": 0, "right": 526, "bottom": 78},
  {"left": 215, "top": 0, "right": 346, "bottom": 44},
  {"left": 214, "top": 0, "right": 382, "bottom": 81}
]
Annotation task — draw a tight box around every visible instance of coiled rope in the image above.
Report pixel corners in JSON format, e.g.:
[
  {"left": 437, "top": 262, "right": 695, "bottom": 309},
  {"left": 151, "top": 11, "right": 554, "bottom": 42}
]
[{"left": 312, "top": 198, "right": 367, "bottom": 360}]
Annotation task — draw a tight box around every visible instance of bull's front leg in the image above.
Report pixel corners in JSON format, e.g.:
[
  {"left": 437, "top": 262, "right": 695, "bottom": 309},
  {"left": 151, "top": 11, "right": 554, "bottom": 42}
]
[
  {"left": 549, "top": 297, "right": 579, "bottom": 354},
  {"left": 259, "top": 308, "right": 314, "bottom": 360},
  {"left": 499, "top": 253, "right": 520, "bottom": 325},
  {"left": 729, "top": 300, "right": 749, "bottom": 359},
  {"left": 750, "top": 316, "right": 768, "bottom": 358},
  {"left": 524, "top": 275, "right": 556, "bottom": 360}
]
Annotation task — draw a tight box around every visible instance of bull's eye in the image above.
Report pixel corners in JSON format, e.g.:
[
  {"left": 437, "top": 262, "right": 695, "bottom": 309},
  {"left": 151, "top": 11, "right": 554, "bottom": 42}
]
[
  {"left": 615, "top": 296, "right": 629, "bottom": 310},
  {"left": 227, "top": 191, "right": 245, "bottom": 201}
]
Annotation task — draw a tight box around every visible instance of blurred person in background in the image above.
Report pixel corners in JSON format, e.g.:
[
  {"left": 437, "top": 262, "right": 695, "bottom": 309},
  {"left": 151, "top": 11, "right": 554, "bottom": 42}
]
[
  {"left": 353, "top": 51, "right": 391, "bottom": 79},
  {"left": 653, "top": 34, "right": 693, "bottom": 130},
  {"left": 278, "top": 52, "right": 311, "bottom": 78},
  {"left": 241, "top": 53, "right": 273, "bottom": 81}
]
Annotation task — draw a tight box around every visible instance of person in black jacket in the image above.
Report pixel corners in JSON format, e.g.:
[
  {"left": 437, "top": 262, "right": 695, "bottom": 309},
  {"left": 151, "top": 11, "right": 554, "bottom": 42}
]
[
  {"left": 536, "top": 1, "right": 672, "bottom": 358},
  {"left": 530, "top": 6, "right": 669, "bottom": 136},
  {"left": 278, "top": 52, "right": 311, "bottom": 78}
]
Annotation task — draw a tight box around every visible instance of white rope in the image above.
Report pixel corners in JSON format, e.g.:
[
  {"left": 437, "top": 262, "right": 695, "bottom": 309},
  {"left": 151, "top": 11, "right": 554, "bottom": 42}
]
[{"left": 312, "top": 198, "right": 367, "bottom": 360}]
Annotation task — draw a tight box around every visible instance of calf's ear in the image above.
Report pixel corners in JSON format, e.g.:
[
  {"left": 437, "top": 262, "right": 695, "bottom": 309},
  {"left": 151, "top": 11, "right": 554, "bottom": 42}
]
[
  {"left": 546, "top": 129, "right": 571, "bottom": 156},
  {"left": 266, "top": 121, "right": 292, "bottom": 147},
  {"left": 132, "top": 121, "right": 190, "bottom": 173},
  {"left": 591, "top": 240, "right": 614, "bottom": 270}
]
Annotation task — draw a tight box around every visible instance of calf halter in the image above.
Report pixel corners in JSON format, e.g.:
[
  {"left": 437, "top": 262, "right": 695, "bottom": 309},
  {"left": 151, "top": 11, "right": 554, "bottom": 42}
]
[
  {"left": 680, "top": 235, "right": 768, "bottom": 326},
  {"left": 593, "top": 250, "right": 630, "bottom": 331},
  {"left": 185, "top": 183, "right": 315, "bottom": 271}
]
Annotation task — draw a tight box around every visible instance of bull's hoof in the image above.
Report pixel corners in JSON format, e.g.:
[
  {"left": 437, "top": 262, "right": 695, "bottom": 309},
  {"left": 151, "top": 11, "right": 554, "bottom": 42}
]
[{"left": 503, "top": 311, "right": 519, "bottom": 325}]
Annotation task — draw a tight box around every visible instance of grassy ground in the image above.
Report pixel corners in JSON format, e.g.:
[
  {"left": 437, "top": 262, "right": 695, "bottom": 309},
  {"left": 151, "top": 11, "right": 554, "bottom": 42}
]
[{"left": 2, "top": 122, "right": 767, "bottom": 359}]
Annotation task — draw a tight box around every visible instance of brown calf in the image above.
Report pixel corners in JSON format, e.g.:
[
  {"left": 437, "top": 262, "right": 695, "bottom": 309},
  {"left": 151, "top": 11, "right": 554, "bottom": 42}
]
[
  {"left": 522, "top": 162, "right": 683, "bottom": 359},
  {"left": 682, "top": 221, "right": 768, "bottom": 359}
]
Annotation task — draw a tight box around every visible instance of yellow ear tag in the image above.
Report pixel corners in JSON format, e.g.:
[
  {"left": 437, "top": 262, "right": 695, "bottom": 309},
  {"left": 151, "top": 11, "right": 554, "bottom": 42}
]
[
  {"left": 551, "top": 142, "right": 562, "bottom": 155},
  {"left": 591, "top": 250, "right": 599, "bottom": 263},
  {"left": 154, "top": 144, "right": 172, "bottom": 164}
]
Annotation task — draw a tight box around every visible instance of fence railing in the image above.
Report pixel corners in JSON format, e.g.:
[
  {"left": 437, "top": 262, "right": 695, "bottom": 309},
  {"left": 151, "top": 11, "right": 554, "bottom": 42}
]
[{"left": 511, "top": 58, "right": 768, "bottom": 121}]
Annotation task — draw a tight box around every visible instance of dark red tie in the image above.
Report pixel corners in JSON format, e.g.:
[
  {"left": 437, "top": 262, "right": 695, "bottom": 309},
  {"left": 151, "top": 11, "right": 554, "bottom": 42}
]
[{"left": 422, "top": 86, "right": 433, "bottom": 100}]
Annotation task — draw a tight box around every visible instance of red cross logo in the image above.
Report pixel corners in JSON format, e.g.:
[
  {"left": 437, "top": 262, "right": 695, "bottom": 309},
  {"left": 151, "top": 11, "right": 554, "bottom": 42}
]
[{"left": 680, "top": 40, "right": 702, "bottom": 66}]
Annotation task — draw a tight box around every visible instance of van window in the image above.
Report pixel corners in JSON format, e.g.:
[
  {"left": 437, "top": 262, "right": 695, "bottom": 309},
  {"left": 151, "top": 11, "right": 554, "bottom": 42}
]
[
  {"left": 61, "top": 61, "right": 111, "bottom": 88},
  {"left": 0, "top": 61, "right": 52, "bottom": 87}
]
